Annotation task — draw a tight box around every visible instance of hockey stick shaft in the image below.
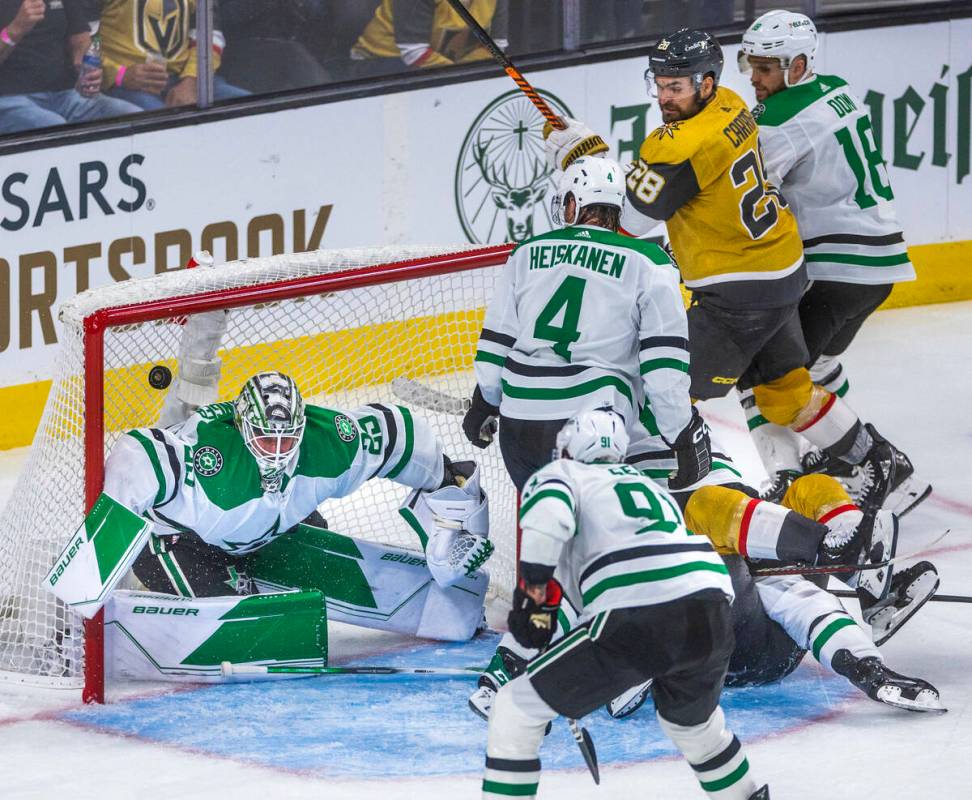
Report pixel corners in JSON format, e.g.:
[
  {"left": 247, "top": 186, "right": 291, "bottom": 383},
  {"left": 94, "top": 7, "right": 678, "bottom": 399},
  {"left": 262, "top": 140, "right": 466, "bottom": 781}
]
[
  {"left": 443, "top": 0, "right": 565, "bottom": 130},
  {"left": 830, "top": 589, "right": 972, "bottom": 605},
  {"left": 221, "top": 661, "right": 483, "bottom": 677},
  {"left": 751, "top": 528, "right": 950, "bottom": 577}
]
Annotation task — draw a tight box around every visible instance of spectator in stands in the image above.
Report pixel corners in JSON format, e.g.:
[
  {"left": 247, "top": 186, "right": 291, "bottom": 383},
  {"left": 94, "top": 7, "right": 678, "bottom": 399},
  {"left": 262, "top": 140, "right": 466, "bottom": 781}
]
[
  {"left": 0, "top": 0, "right": 139, "bottom": 135},
  {"left": 99, "top": 0, "right": 249, "bottom": 109},
  {"left": 350, "top": 0, "right": 508, "bottom": 79},
  {"left": 219, "top": 0, "right": 329, "bottom": 94}
]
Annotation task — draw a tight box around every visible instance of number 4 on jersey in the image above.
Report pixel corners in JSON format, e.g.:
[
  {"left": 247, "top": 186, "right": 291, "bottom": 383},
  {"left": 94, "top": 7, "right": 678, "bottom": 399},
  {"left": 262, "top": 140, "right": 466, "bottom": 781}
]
[{"left": 534, "top": 276, "right": 587, "bottom": 361}]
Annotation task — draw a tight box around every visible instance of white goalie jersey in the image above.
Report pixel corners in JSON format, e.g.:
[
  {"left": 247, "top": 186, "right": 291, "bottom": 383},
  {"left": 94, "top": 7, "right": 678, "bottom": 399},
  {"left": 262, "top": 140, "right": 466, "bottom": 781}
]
[
  {"left": 473, "top": 225, "right": 692, "bottom": 446},
  {"left": 756, "top": 74, "right": 915, "bottom": 285},
  {"left": 103, "top": 402, "right": 445, "bottom": 555},
  {"left": 518, "top": 460, "right": 733, "bottom": 623}
]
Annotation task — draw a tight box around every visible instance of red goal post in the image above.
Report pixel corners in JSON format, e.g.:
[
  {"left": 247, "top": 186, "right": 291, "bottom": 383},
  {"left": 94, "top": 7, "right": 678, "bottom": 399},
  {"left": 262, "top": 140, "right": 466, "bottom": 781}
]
[{"left": 0, "top": 243, "right": 515, "bottom": 703}]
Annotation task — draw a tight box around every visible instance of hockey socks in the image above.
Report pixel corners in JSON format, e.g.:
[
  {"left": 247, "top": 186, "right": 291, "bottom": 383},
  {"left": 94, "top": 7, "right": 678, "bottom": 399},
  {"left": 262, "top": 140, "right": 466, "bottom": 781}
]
[{"left": 657, "top": 706, "right": 760, "bottom": 799}]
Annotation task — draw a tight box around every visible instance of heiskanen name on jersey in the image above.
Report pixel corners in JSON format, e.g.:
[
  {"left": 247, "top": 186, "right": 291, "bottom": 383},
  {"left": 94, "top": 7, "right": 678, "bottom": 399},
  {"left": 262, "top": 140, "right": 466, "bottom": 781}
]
[
  {"left": 754, "top": 76, "right": 914, "bottom": 284},
  {"left": 519, "top": 458, "right": 733, "bottom": 622},
  {"left": 473, "top": 224, "right": 689, "bottom": 445}
]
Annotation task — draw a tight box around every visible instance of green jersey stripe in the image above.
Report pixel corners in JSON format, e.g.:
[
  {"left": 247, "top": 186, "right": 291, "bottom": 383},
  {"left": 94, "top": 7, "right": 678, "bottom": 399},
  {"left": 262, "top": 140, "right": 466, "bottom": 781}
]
[
  {"left": 805, "top": 252, "right": 911, "bottom": 267},
  {"left": 482, "top": 780, "right": 539, "bottom": 796},
  {"left": 640, "top": 357, "right": 690, "bottom": 375},
  {"left": 159, "top": 552, "right": 194, "bottom": 597},
  {"left": 527, "top": 627, "right": 588, "bottom": 674},
  {"left": 712, "top": 460, "right": 743, "bottom": 478},
  {"left": 501, "top": 376, "right": 634, "bottom": 404},
  {"left": 475, "top": 351, "right": 506, "bottom": 367},
  {"left": 747, "top": 414, "right": 769, "bottom": 431},
  {"left": 385, "top": 406, "right": 415, "bottom": 479},
  {"left": 582, "top": 561, "right": 729, "bottom": 604},
  {"left": 519, "top": 488, "right": 574, "bottom": 519},
  {"left": 128, "top": 431, "right": 167, "bottom": 506},
  {"left": 699, "top": 758, "right": 750, "bottom": 792},
  {"left": 812, "top": 616, "right": 857, "bottom": 661}
]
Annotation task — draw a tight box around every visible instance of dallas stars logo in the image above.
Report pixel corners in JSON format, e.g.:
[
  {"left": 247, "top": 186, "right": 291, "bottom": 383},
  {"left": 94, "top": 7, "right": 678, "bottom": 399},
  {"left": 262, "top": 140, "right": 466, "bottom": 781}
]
[
  {"left": 334, "top": 414, "right": 357, "bottom": 442},
  {"left": 193, "top": 446, "right": 223, "bottom": 477}
]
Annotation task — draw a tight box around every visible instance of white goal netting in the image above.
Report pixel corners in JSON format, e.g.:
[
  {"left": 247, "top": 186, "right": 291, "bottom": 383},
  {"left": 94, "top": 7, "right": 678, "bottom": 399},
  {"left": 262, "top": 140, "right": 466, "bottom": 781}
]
[{"left": 0, "top": 244, "right": 514, "bottom": 687}]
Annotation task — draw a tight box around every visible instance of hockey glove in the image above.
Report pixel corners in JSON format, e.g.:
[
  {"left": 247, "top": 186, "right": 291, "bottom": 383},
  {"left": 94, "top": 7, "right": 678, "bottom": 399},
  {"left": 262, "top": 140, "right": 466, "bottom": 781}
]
[
  {"left": 462, "top": 386, "right": 499, "bottom": 449},
  {"left": 542, "top": 116, "right": 609, "bottom": 171},
  {"left": 665, "top": 407, "right": 712, "bottom": 491},
  {"left": 508, "top": 578, "right": 563, "bottom": 650}
]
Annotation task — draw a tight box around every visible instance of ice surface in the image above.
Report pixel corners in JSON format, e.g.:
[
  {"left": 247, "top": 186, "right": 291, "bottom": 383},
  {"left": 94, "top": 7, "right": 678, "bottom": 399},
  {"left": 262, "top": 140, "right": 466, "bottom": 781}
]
[{"left": 0, "top": 302, "right": 970, "bottom": 799}]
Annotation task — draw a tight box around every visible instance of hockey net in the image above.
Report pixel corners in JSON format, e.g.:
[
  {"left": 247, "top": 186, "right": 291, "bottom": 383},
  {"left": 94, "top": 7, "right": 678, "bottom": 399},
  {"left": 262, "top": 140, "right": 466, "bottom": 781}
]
[{"left": 0, "top": 243, "right": 515, "bottom": 701}]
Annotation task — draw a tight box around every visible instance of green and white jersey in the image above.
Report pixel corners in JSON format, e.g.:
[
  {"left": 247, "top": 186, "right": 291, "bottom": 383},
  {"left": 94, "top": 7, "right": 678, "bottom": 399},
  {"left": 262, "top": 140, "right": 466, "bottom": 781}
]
[
  {"left": 755, "top": 74, "right": 915, "bottom": 285},
  {"left": 474, "top": 224, "right": 691, "bottom": 445},
  {"left": 518, "top": 460, "right": 732, "bottom": 622},
  {"left": 103, "top": 402, "right": 443, "bottom": 555}
]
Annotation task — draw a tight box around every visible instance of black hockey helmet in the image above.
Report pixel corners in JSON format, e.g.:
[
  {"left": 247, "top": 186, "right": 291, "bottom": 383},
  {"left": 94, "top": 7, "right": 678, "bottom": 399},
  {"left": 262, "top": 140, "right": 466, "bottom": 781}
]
[{"left": 645, "top": 29, "right": 724, "bottom": 94}]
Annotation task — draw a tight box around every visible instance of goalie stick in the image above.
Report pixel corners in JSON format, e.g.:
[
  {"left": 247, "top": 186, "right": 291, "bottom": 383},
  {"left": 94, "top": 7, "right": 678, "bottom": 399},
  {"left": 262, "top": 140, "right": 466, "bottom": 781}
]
[
  {"left": 221, "top": 661, "right": 483, "bottom": 677},
  {"left": 443, "top": 0, "right": 565, "bottom": 131},
  {"left": 568, "top": 718, "right": 600, "bottom": 785},
  {"left": 391, "top": 378, "right": 471, "bottom": 416},
  {"left": 750, "top": 529, "right": 950, "bottom": 577}
]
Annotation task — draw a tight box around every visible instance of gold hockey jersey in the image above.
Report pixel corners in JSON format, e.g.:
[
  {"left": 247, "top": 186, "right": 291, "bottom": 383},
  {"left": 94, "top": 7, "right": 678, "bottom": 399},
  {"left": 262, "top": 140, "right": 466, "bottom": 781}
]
[
  {"left": 623, "top": 86, "right": 806, "bottom": 308},
  {"left": 98, "top": 0, "right": 224, "bottom": 87}
]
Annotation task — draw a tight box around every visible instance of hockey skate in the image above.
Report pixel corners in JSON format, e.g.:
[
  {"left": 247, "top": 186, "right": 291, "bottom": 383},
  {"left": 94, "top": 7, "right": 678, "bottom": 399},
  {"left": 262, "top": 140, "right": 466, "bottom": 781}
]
[
  {"left": 749, "top": 786, "right": 770, "bottom": 800},
  {"left": 853, "top": 445, "right": 932, "bottom": 517},
  {"left": 831, "top": 649, "right": 946, "bottom": 713},
  {"left": 818, "top": 504, "right": 898, "bottom": 609},
  {"left": 865, "top": 561, "right": 939, "bottom": 646},
  {"left": 468, "top": 646, "right": 526, "bottom": 721},
  {"left": 606, "top": 679, "right": 653, "bottom": 719},
  {"left": 759, "top": 469, "right": 801, "bottom": 504}
]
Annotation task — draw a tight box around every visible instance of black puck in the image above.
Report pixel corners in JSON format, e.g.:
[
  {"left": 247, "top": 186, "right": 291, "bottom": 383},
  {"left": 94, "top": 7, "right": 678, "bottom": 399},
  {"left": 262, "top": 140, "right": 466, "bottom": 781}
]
[{"left": 148, "top": 365, "right": 173, "bottom": 390}]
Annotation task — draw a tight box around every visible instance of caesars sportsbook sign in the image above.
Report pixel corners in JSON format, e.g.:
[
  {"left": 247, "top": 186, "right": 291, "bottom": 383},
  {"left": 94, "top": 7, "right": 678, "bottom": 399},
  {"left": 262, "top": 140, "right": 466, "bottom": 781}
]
[{"left": 0, "top": 18, "right": 969, "bottom": 435}]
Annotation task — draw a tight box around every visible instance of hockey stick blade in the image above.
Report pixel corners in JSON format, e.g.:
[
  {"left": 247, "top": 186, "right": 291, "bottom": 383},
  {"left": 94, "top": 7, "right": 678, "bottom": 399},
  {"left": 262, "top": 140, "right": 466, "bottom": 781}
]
[
  {"left": 751, "top": 528, "right": 950, "bottom": 577},
  {"left": 391, "top": 378, "right": 471, "bottom": 416},
  {"left": 567, "top": 718, "right": 600, "bottom": 785},
  {"left": 221, "top": 661, "right": 483, "bottom": 677}
]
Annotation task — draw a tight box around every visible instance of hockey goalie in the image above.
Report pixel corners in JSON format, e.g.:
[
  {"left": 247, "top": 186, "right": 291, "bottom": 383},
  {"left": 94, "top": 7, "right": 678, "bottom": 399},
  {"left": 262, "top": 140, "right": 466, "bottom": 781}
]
[{"left": 44, "top": 360, "right": 495, "bottom": 681}]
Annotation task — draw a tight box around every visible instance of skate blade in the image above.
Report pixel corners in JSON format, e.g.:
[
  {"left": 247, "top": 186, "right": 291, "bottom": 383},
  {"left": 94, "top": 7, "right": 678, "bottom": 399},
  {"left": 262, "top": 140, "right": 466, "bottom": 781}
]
[
  {"left": 887, "top": 476, "right": 932, "bottom": 517},
  {"left": 607, "top": 680, "right": 653, "bottom": 719},
  {"left": 872, "top": 570, "right": 940, "bottom": 647},
  {"left": 876, "top": 685, "right": 948, "bottom": 714}
]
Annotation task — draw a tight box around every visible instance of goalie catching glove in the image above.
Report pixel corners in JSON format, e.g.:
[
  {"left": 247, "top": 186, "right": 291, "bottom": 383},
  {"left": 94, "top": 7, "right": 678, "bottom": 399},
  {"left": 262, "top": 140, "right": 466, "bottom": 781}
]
[
  {"left": 543, "top": 116, "right": 609, "bottom": 171},
  {"left": 400, "top": 460, "right": 493, "bottom": 587},
  {"left": 664, "top": 407, "right": 712, "bottom": 491},
  {"left": 508, "top": 578, "right": 563, "bottom": 650}
]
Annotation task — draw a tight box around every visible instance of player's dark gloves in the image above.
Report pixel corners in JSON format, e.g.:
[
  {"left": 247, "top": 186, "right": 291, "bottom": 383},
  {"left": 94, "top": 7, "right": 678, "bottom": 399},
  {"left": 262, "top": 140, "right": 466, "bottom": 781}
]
[
  {"left": 508, "top": 578, "right": 563, "bottom": 650},
  {"left": 665, "top": 407, "right": 712, "bottom": 491},
  {"left": 462, "top": 386, "right": 499, "bottom": 449}
]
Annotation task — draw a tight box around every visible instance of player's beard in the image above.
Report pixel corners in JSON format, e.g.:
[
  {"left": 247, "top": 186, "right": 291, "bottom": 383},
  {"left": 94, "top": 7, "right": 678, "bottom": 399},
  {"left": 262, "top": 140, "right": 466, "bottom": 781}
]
[{"left": 661, "top": 96, "right": 702, "bottom": 122}]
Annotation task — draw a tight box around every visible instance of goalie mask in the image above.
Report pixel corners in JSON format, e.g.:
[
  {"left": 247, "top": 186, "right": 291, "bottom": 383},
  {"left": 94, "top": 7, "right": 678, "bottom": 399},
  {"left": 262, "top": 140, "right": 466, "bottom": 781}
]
[
  {"left": 556, "top": 408, "right": 629, "bottom": 464},
  {"left": 235, "top": 372, "right": 306, "bottom": 489},
  {"left": 738, "top": 10, "right": 818, "bottom": 86},
  {"left": 551, "top": 156, "right": 625, "bottom": 226}
]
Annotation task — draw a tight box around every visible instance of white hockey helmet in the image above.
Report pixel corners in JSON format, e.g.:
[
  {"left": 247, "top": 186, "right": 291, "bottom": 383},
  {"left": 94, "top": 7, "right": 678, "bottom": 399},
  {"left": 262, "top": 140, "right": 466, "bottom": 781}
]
[
  {"left": 738, "top": 10, "right": 818, "bottom": 86},
  {"left": 556, "top": 407, "right": 629, "bottom": 464},
  {"left": 235, "top": 371, "right": 306, "bottom": 486},
  {"left": 551, "top": 156, "right": 625, "bottom": 226}
]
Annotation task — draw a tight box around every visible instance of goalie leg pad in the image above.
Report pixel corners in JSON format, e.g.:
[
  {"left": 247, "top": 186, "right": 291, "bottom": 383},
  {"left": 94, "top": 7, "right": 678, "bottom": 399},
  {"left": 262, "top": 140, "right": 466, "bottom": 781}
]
[
  {"left": 400, "top": 464, "right": 491, "bottom": 587},
  {"left": 246, "top": 525, "right": 488, "bottom": 641},
  {"left": 105, "top": 589, "right": 327, "bottom": 682}
]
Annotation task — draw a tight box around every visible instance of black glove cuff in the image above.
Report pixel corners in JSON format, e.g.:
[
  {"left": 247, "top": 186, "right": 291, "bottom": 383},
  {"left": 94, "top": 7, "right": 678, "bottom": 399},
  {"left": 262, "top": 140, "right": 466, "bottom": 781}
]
[{"left": 519, "top": 560, "right": 556, "bottom": 586}]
